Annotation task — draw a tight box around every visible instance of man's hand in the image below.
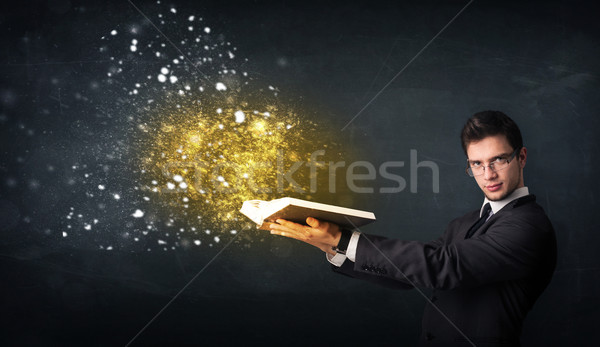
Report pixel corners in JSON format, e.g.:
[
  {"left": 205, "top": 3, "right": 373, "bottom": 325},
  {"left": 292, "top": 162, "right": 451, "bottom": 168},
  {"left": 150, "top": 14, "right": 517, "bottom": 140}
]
[{"left": 269, "top": 217, "right": 342, "bottom": 255}]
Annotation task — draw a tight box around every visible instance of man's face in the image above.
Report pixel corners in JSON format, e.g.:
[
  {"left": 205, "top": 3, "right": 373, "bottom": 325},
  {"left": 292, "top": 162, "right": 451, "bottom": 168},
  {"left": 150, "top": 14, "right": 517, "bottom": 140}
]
[{"left": 466, "top": 134, "right": 527, "bottom": 201}]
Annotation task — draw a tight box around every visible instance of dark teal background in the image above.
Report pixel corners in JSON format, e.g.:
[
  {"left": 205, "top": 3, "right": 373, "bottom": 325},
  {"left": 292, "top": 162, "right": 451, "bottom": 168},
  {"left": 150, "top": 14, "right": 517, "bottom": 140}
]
[{"left": 1, "top": 0, "right": 598, "bottom": 345}]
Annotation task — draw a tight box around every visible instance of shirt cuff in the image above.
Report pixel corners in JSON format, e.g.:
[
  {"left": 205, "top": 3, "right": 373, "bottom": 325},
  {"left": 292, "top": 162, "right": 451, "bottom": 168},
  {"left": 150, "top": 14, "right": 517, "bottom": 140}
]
[
  {"left": 325, "top": 231, "right": 361, "bottom": 266},
  {"left": 346, "top": 231, "right": 361, "bottom": 262},
  {"left": 326, "top": 252, "right": 347, "bottom": 267}
]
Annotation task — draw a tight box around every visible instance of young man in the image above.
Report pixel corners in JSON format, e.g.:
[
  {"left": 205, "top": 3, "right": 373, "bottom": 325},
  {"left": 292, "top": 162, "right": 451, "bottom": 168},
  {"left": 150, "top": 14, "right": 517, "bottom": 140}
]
[{"left": 270, "top": 111, "right": 557, "bottom": 346}]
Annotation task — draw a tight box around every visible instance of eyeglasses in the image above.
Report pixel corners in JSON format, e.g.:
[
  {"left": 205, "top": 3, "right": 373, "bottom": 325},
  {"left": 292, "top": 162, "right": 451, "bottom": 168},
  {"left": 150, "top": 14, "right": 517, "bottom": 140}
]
[{"left": 466, "top": 148, "right": 520, "bottom": 177}]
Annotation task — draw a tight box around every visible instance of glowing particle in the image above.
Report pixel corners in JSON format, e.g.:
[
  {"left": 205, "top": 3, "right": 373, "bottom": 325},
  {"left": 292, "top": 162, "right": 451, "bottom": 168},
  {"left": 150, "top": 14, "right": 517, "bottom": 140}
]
[
  {"left": 188, "top": 26, "right": 193, "bottom": 31},
  {"left": 143, "top": 196, "right": 150, "bottom": 201},
  {"left": 114, "top": 194, "right": 120, "bottom": 200},
  {"left": 215, "top": 82, "right": 227, "bottom": 91},
  {"left": 173, "top": 58, "right": 180, "bottom": 64},
  {"left": 62, "top": 232, "right": 68, "bottom": 237},
  {"left": 156, "top": 51, "right": 161, "bottom": 57},
  {"left": 178, "top": 90, "right": 185, "bottom": 95},
  {"left": 173, "top": 174, "right": 183, "bottom": 182},
  {"left": 228, "top": 51, "right": 235, "bottom": 59},
  {"left": 179, "top": 182, "right": 188, "bottom": 189},
  {"left": 216, "top": 108, "right": 222, "bottom": 113},
  {"left": 188, "top": 15, "right": 195, "bottom": 21},
  {"left": 217, "top": 176, "right": 225, "bottom": 182},
  {"left": 157, "top": 74, "right": 167, "bottom": 83},
  {"left": 84, "top": 224, "right": 91, "bottom": 230},
  {"left": 234, "top": 110, "right": 245, "bottom": 123},
  {"left": 161, "top": 67, "right": 169, "bottom": 74},
  {"left": 286, "top": 124, "right": 293, "bottom": 129},
  {"left": 98, "top": 184, "right": 105, "bottom": 190},
  {"left": 199, "top": 86, "right": 204, "bottom": 92},
  {"left": 110, "top": 30, "right": 117, "bottom": 36},
  {"left": 167, "top": 182, "right": 175, "bottom": 190},
  {"left": 158, "top": 239, "right": 167, "bottom": 245},
  {"left": 205, "top": 229, "right": 211, "bottom": 235},
  {"left": 130, "top": 45, "right": 137, "bottom": 52},
  {"left": 170, "top": 7, "right": 176, "bottom": 13},
  {"left": 194, "top": 240, "right": 201, "bottom": 245},
  {"left": 151, "top": 180, "right": 158, "bottom": 185},
  {"left": 218, "top": 124, "right": 224, "bottom": 129},
  {"left": 132, "top": 209, "right": 144, "bottom": 218},
  {"left": 106, "top": 246, "right": 113, "bottom": 250},
  {"left": 183, "top": 197, "right": 189, "bottom": 202},
  {"left": 230, "top": 230, "right": 238, "bottom": 235},
  {"left": 204, "top": 27, "right": 211, "bottom": 33},
  {"left": 131, "top": 39, "right": 138, "bottom": 45},
  {"left": 169, "top": 75, "right": 178, "bottom": 83},
  {"left": 214, "top": 236, "right": 220, "bottom": 243}
]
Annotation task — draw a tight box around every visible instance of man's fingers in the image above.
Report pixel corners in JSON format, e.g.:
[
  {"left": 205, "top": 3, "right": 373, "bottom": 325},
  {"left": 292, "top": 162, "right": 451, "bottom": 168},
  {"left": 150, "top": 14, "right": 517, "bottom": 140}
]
[
  {"left": 270, "top": 223, "right": 308, "bottom": 240},
  {"left": 275, "top": 219, "right": 305, "bottom": 231}
]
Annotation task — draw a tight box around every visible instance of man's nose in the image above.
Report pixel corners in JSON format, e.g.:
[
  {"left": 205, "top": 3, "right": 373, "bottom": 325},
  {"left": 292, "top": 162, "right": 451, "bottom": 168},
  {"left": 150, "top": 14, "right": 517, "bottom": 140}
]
[{"left": 484, "top": 165, "right": 497, "bottom": 180}]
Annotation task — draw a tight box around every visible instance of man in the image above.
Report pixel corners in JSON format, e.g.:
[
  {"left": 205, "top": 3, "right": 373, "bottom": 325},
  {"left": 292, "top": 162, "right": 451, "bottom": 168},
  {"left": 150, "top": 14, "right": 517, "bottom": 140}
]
[{"left": 269, "top": 111, "right": 557, "bottom": 346}]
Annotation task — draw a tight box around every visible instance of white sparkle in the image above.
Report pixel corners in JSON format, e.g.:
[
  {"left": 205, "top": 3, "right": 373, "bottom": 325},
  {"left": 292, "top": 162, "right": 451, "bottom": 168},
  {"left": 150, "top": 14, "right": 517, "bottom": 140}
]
[
  {"left": 215, "top": 82, "right": 227, "bottom": 91},
  {"left": 132, "top": 209, "right": 144, "bottom": 218},
  {"left": 234, "top": 110, "right": 245, "bottom": 123}
]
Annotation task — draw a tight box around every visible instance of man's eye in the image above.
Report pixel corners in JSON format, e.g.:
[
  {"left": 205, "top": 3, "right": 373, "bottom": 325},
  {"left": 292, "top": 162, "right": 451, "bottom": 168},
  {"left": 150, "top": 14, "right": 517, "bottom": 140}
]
[
  {"left": 471, "top": 162, "right": 481, "bottom": 167},
  {"left": 493, "top": 157, "right": 504, "bottom": 163}
]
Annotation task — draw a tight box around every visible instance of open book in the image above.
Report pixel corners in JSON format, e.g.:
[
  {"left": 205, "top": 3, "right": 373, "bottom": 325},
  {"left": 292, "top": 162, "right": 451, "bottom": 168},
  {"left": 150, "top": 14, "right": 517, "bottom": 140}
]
[{"left": 240, "top": 197, "right": 376, "bottom": 230}]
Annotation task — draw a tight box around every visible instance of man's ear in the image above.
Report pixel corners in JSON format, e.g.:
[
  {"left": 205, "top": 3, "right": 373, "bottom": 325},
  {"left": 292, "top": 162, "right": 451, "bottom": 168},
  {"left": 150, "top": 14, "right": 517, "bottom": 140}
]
[{"left": 519, "top": 147, "right": 527, "bottom": 168}]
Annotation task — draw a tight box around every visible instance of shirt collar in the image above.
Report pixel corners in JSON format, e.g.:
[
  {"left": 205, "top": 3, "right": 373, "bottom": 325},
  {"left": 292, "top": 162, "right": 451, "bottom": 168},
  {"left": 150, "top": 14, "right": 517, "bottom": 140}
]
[{"left": 481, "top": 186, "right": 530, "bottom": 217}]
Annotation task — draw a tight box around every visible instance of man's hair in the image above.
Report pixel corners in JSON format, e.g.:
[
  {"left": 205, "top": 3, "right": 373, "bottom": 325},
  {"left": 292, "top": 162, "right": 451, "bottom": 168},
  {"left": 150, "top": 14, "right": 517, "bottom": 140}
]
[{"left": 460, "top": 110, "right": 523, "bottom": 155}]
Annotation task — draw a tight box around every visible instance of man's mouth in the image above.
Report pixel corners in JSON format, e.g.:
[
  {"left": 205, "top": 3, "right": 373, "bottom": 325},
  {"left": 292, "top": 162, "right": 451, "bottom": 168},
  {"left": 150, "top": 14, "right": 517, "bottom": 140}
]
[{"left": 486, "top": 183, "right": 503, "bottom": 192}]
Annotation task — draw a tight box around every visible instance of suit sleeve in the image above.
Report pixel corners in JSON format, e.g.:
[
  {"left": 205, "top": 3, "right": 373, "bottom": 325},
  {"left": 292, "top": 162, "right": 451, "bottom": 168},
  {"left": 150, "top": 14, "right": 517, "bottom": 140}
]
[{"left": 333, "top": 211, "right": 554, "bottom": 290}]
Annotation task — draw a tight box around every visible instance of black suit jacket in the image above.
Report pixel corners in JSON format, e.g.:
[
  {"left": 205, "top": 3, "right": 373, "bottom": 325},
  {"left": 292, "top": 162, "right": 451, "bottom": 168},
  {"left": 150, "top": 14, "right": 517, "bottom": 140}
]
[{"left": 333, "top": 195, "right": 557, "bottom": 346}]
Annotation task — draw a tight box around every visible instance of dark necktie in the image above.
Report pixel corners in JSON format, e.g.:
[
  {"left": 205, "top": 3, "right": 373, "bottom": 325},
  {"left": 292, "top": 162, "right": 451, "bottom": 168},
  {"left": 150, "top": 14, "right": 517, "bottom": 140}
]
[{"left": 465, "top": 203, "right": 492, "bottom": 239}]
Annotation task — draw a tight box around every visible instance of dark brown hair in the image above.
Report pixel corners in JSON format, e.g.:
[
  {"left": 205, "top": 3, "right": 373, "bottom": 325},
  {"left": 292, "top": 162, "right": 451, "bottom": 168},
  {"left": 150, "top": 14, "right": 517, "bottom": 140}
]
[{"left": 460, "top": 110, "right": 523, "bottom": 155}]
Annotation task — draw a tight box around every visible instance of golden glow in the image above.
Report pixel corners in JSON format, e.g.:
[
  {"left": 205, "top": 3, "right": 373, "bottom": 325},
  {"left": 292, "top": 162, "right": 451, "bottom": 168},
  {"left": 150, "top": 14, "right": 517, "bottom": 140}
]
[{"left": 136, "top": 100, "right": 342, "bottom": 233}]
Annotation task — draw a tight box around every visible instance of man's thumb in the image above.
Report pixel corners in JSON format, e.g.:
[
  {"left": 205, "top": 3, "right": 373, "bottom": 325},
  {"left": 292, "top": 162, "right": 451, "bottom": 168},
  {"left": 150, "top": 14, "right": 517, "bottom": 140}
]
[{"left": 306, "top": 217, "right": 320, "bottom": 228}]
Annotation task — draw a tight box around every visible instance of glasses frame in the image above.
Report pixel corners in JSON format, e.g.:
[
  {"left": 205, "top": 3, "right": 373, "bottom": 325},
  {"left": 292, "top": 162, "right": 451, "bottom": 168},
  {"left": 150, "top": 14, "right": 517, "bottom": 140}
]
[{"left": 466, "top": 147, "right": 520, "bottom": 177}]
